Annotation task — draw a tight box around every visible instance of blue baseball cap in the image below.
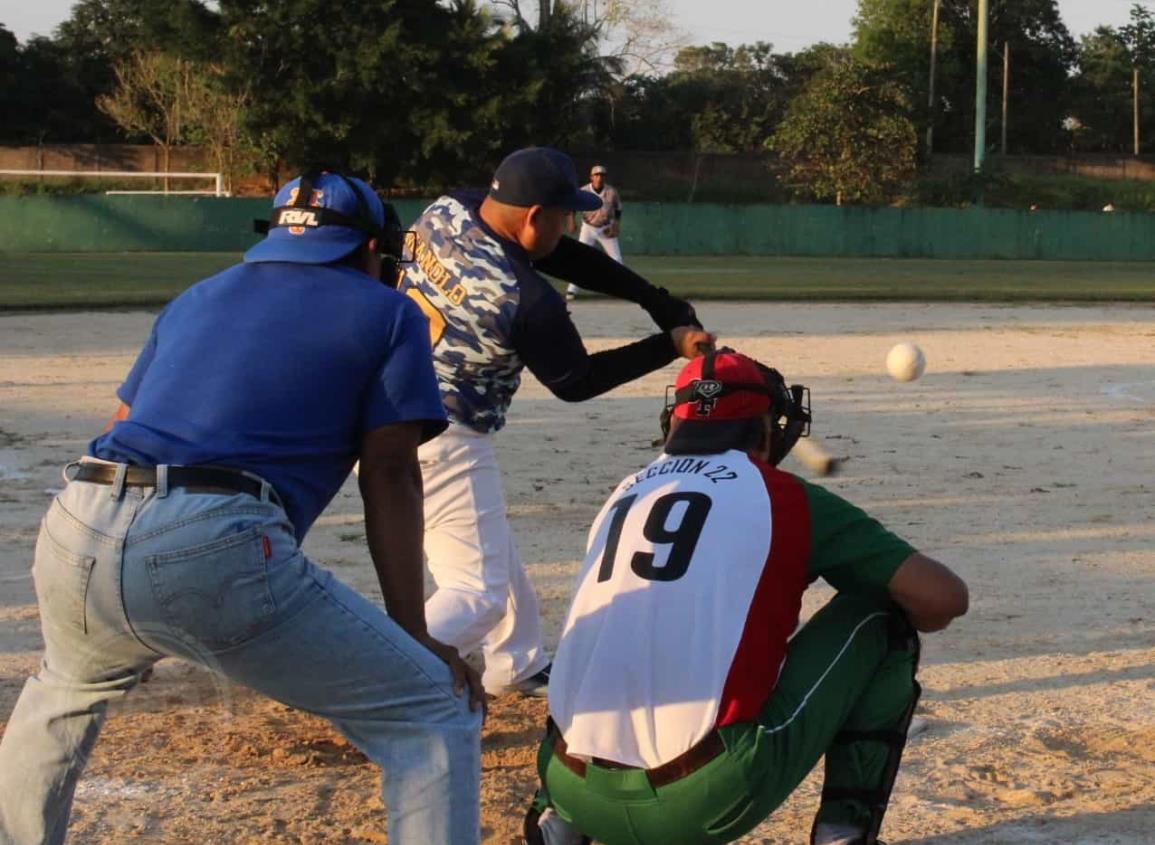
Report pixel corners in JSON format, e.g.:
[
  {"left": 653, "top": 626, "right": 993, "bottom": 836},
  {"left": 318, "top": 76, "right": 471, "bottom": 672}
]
[
  {"left": 245, "top": 172, "right": 386, "bottom": 264},
  {"left": 488, "top": 147, "right": 602, "bottom": 212}
]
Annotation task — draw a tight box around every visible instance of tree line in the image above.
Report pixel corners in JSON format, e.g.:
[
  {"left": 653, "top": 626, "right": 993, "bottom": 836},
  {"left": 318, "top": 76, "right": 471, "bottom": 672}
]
[{"left": 1, "top": 0, "right": 1154, "bottom": 203}]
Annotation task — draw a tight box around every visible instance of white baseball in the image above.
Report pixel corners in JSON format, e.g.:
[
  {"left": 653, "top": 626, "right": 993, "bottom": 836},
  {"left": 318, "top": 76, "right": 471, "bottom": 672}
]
[{"left": 886, "top": 342, "right": 926, "bottom": 382}]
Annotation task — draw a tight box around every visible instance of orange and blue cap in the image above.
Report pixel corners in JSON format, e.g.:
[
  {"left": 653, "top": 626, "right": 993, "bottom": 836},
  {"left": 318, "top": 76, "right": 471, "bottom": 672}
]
[{"left": 245, "top": 172, "right": 386, "bottom": 265}]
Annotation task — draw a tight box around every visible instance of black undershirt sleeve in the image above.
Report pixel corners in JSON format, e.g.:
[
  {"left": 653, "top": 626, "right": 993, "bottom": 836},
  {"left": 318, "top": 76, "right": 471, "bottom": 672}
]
[
  {"left": 513, "top": 293, "right": 677, "bottom": 403},
  {"left": 533, "top": 235, "right": 651, "bottom": 302}
]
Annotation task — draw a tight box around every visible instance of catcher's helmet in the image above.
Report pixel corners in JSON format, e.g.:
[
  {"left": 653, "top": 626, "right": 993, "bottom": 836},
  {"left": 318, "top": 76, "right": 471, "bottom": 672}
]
[{"left": 661, "top": 348, "right": 810, "bottom": 465}]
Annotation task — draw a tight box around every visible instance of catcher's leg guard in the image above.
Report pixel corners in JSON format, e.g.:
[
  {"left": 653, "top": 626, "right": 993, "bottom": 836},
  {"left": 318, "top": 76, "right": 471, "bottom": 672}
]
[{"left": 811, "top": 611, "right": 921, "bottom": 845}]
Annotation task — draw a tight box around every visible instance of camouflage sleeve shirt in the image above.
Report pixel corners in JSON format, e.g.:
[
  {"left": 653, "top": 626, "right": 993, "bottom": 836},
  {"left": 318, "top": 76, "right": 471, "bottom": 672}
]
[{"left": 396, "top": 190, "right": 674, "bottom": 433}]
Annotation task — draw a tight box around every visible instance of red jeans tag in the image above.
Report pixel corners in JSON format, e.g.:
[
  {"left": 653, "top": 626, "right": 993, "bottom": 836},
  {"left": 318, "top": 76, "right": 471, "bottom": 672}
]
[{"left": 262, "top": 535, "right": 272, "bottom": 559}]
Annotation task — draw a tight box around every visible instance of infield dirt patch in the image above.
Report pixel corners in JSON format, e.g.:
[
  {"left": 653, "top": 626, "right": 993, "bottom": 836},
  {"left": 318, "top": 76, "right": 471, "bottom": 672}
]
[{"left": 1, "top": 303, "right": 1153, "bottom": 843}]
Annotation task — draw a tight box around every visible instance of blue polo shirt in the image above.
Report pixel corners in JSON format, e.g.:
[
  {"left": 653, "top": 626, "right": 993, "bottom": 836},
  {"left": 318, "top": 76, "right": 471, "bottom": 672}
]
[{"left": 90, "top": 261, "right": 447, "bottom": 539}]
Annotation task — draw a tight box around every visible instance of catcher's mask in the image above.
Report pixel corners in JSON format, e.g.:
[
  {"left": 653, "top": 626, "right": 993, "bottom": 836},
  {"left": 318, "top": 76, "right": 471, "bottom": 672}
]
[
  {"left": 250, "top": 170, "right": 414, "bottom": 283},
  {"left": 660, "top": 347, "right": 810, "bottom": 466}
]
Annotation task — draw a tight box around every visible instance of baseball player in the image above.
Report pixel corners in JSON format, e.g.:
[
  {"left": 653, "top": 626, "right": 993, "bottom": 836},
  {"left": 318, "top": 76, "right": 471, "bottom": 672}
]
[
  {"left": 565, "top": 164, "right": 623, "bottom": 301},
  {"left": 524, "top": 349, "right": 969, "bottom": 845},
  {"left": 0, "top": 173, "right": 483, "bottom": 845},
  {"left": 396, "top": 146, "right": 713, "bottom": 697}
]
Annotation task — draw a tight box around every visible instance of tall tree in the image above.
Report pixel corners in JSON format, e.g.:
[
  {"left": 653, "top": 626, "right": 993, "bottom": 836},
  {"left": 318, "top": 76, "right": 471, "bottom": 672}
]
[
  {"left": 184, "top": 64, "right": 254, "bottom": 192},
  {"left": 0, "top": 29, "right": 120, "bottom": 143},
  {"left": 1069, "top": 5, "right": 1155, "bottom": 153},
  {"left": 680, "top": 43, "right": 793, "bottom": 152},
  {"left": 219, "top": 0, "right": 607, "bottom": 186},
  {"left": 221, "top": 0, "right": 456, "bottom": 183},
  {"left": 595, "top": 41, "right": 837, "bottom": 153},
  {"left": 770, "top": 56, "right": 918, "bottom": 204},
  {"left": 486, "top": 4, "right": 616, "bottom": 153},
  {"left": 97, "top": 51, "right": 199, "bottom": 186},
  {"left": 53, "top": 0, "right": 223, "bottom": 112},
  {"left": 579, "top": 0, "right": 686, "bottom": 75},
  {"left": 854, "top": 0, "right": 1076, "bottom": 154},
  {"left": 1070, "top": 27, "right": 1138, "bottom": 151},
  {"left": 1, "top": 0, "right": 224, "bottom": 144},
  {"left": 0, "top": 26, "right": 23, "bottom": 142},
  {"left": 1120, "top": 3, "right": 1155, "bottom": 153}
]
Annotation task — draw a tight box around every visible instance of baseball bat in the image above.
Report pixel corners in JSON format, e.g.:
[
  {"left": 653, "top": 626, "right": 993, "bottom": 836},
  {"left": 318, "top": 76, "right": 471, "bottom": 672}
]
[{"left": 792, "top": 437, "right": 840, "bottom": 477}]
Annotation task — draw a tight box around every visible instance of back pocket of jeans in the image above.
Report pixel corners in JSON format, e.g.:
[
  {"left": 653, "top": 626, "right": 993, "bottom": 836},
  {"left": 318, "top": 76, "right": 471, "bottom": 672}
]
[
  {"left": 146, "top": 527, "right": 275, "bottom": 651},
  {"left": 34, "top": 526, "right": 97, "bottom": 635}
]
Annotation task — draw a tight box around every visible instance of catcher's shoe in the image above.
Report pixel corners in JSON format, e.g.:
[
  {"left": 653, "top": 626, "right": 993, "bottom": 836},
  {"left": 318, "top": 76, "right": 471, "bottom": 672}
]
[
  {"left": 508, "top": 662, "right": 552, "bottom": 698},
  {"left": 812, "top": 823, "right": 886, "bottom": 845},
  {"left": 813, "top": 829, "right": 887, "bottom": 845},
  {"left": 523, "top": 803, "right": 590, "bottom": 845}
]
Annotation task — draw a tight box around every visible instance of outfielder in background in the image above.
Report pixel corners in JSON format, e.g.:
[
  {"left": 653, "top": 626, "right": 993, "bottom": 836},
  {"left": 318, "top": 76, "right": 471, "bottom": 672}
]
[
  {"left": 396, "top": 146, "right": 713, "bottom": 697},
  {"left": 565, "top": 164, "right": 623, "bottom": 301},
  {"left": 524, "top": 349, "right": 969, "bottom": 845}
]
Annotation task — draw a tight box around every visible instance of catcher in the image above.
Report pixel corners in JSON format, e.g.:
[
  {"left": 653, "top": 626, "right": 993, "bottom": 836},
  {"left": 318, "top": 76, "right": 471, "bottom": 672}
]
[{"left": 524, "top": 349, "right": 969, "bottom": 845}]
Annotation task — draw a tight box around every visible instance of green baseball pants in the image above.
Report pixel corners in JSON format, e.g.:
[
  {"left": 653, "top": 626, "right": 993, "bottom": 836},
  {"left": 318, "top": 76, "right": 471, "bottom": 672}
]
[{"left": 538, "top": 593, "right": 919, "bottom": 845}]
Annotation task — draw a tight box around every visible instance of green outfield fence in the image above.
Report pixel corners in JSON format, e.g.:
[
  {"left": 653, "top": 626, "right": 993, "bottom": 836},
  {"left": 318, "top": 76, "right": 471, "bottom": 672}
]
[{"left": 5, "top": 195, "right": 1155, "bottom": 260}]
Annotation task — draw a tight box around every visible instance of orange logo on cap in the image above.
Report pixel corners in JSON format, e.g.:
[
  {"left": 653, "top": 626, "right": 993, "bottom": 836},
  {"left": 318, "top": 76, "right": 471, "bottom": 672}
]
[{"left": 286, "top": 187, "right": 324, "bottom": 235}]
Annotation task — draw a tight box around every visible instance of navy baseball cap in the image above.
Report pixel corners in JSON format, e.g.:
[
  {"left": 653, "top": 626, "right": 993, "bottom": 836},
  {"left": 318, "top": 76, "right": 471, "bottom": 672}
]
[
  {"left": 245, "top": 173, "right": 386, "bottom": 265},
  {"left": 488, "top": 147, "right": 602, "bottom": 212}
]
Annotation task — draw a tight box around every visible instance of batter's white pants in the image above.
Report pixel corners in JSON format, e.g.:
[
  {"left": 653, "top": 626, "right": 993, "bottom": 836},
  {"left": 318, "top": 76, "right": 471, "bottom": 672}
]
[
  {"left": 567, "top": 222, "right": 623, "bottom": 296},
  {"left": 419, "top": 424, "right": 549, "bottom": 692}
]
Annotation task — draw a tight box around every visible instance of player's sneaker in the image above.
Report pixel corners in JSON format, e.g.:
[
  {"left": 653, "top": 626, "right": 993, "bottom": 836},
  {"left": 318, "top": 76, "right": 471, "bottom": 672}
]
[
  {"left": 812, "top": 823, "right": 885, "bottom": 845},
  {"left": 565, "top": 291, "right": 577, "bottom": 301},
  {"left": 523, "top": 797, "right": 590, "bottom": 845},
  {"left": 509, "top": 662, "right": 551, "bottom": 698}
]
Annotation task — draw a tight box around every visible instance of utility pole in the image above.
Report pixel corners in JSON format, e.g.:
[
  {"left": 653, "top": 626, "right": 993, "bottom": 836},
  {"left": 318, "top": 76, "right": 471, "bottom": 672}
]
[
  {"left": 1001, "top": 42, "right": 1010, "bottom": 155},
  {"left": 974, "top": 0, "right": 989, "bottom": 176},
  {"left": 1135, "top": 66, "right": 1141, "bottom": 156},
  {"left": 926, "top": 0, "right": 941, "bottom": 156}
]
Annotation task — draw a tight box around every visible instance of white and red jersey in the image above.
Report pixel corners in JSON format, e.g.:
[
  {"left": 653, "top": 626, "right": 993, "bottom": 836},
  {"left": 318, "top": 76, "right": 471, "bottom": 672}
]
[{"left": 548, "top": 449, "right": 812, "bottom": 769}]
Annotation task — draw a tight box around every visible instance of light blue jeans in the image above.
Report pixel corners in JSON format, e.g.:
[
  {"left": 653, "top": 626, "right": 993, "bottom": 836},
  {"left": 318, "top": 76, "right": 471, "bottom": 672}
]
[{"left": 0, "top": 464, "right": 481, "bottom": 845}]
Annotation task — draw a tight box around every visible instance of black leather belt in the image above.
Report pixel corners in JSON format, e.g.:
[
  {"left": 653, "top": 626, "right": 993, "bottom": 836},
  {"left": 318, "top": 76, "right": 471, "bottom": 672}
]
[
  {"left": 71, "top": 463, "right": 278, "bottom": 504},
  {"left": 550, "top": 722, "right": 725, "bottom": 788}
]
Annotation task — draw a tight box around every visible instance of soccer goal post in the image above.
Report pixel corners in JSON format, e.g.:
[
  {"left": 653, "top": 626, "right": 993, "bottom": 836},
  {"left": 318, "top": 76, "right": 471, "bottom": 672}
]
[{"left": 0, "top": 170, "right": 226, "bottom": 196}]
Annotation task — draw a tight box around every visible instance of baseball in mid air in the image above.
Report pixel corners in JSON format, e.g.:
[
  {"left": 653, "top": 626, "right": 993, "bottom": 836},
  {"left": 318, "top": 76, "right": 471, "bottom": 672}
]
[{"left": 886, "top": 342, "right": 926, "bottom": 382}]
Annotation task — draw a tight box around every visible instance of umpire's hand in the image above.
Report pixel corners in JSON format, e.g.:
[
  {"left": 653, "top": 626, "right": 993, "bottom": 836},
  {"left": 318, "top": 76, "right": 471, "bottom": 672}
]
[{"left": 415, "top": 632, "right": 486, "bottom": 714}]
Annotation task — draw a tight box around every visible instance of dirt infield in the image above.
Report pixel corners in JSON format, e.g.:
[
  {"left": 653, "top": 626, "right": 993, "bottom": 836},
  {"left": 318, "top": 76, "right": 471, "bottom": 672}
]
[{"left": 2, "top": 302, "right": 1153, "bottom": 844}]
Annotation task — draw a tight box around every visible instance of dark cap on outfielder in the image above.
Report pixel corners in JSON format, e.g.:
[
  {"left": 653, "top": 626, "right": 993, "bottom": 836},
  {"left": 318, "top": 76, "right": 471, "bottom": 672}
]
[
  {"left": 245, "top": 173, "right": 385, "bottom": 265},
  {"left": 488, "top": 147, "right": 602, "bottom": 211},
  {"left": 665, "top": 351, "right": 774, "bottom": 455}
]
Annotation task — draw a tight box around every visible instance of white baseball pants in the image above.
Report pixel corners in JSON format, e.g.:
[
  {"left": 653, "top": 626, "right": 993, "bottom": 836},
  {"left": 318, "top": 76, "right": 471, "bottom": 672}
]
[
  {"left": 566, "top": 222, "right": 623, "bottom": 296},
  {"left": 419, "top": 424, "right": 548, "bottom": 692}
]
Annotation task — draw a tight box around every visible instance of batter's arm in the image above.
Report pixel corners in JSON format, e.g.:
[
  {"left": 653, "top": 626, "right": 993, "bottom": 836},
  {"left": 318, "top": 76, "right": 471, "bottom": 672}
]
[
  {"left": 535, "top": 238, "right": 699, "bottom": 331},
  {"left": 533, "top": 235, "right": 645, "bottom": 299},
  {"left": 535, "top": 236, "right": 672, "bottom": 309},
  {"left": 514, "top": 295, "right": 711, "bottom": 402}
]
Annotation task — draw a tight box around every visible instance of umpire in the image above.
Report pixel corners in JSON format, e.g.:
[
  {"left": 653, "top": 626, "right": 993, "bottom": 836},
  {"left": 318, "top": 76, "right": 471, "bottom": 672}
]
[{"left": 0, "top": 173, "right": 483, "bottom": 845}]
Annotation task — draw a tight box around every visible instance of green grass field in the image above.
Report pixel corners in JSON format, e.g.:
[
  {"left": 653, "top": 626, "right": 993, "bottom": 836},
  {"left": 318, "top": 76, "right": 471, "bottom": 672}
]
[{"left": 2, "top": 252, "right": 1154, "bottom": 309}]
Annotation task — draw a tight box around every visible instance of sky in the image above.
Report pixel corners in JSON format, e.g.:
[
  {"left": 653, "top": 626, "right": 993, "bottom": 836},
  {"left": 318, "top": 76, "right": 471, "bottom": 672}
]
[{"left": 0, "top": 0, "right": 1145, "bottom": 50}]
